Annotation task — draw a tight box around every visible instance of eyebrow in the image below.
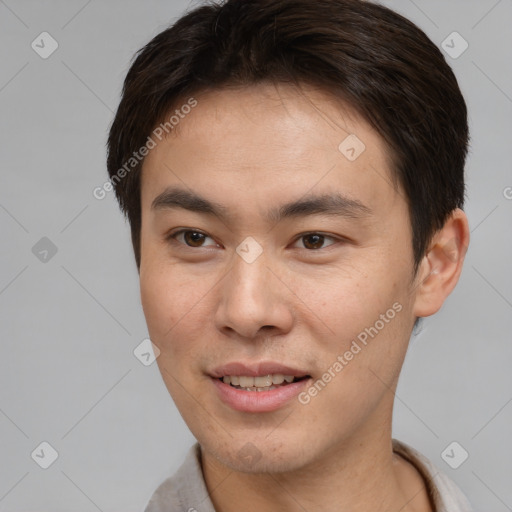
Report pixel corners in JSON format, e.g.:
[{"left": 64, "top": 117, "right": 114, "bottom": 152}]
[{"left": 151, "top": 186, "right": 372, "bottom": 223}]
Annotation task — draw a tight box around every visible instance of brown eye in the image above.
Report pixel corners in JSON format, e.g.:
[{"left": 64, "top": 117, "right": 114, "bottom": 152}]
[
  {"left": 303, "top": 234, "right": 325, "bottom": 250},
  {"left": 294, "top": 233, "right": 337, "bottom": 250},
  {"left": 183, "top": 231, "right": 206, "bottom": 247},
  {"left": 169, "top": 230, "right": 218, "bottom": 248}
]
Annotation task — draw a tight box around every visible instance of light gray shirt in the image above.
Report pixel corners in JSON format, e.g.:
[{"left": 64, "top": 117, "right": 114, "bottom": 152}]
[{"left": 144, "top": 439, "right": 474, "bottom": 512}]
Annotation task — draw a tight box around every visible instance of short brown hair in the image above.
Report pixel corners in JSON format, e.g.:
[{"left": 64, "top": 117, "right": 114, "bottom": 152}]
[{"left": 107, "top": 0, "right": 469, "bottom": 272}]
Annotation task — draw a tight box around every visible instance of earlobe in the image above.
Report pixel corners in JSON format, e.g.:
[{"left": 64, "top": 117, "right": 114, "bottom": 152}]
[{"left": 412, "top": 208, "right": 470, "bottom": 318}]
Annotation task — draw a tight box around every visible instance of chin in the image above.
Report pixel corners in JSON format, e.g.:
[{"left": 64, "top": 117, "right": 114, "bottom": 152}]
[{"left": 201, "top": 434, "right": 314, "bottom": 474}]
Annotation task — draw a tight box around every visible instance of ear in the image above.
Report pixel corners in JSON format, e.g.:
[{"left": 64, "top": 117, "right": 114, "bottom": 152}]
[{"left": 412, "top": 208, "right": 470, "bottom": 318}]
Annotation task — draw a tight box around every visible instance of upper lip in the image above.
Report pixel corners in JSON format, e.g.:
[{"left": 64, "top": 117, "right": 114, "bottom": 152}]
[{"left": 210, "top": 361, "right": 310, "bottom": 378}]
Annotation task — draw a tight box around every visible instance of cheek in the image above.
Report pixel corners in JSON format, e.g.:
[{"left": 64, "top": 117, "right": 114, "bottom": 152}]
[
  {"left": 139, "top": 260, "right": 214, "bottom": 355},
  {"left": 140, "top": 265, "right": 170, "bottom": 338},
  {"left": 140, "top": 261, "right": 184, "bottom": 341},
  {"left": 308, "top": 257, "right": 413, "bottom": 365},
  {"left": 293, "top": 261, "right": 390, "bottom": 336}
]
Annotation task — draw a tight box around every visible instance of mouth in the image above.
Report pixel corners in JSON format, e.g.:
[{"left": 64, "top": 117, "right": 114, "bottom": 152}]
[{"left": 209, "top": 362, "right": 312, "bottom": 412}]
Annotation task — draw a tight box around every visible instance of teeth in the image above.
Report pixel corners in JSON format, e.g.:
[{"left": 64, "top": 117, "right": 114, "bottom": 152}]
[
  {"left": 239, "top": 376, "right": 254, "bottom": 388},
  {"left": 272, "top": 374, "right": 285, "bottom": 385},
  {"left": 239, "top": 385, "right": 277, "bottom": 392},
  {"left": 254, "top": 375, "right": 273, "bottom": 387},
  {"left": 221, "top": 374, "right": 299, "bottom": 388}
]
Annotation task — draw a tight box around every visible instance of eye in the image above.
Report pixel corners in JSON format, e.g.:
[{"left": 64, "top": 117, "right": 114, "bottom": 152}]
[
  {"left": 167, "top": 229, "right": 219, "bottom": 248},
  {"left": 292, "top": 232, "right": 339, "bottom": 250},
  {"left": 166, "top": 229, "right": 343, "bottom": 251}
]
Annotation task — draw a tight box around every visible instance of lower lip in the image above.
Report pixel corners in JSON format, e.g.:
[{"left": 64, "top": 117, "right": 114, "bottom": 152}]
[{"left": 211, "top": 377, "right": 311, "bottom": 412}]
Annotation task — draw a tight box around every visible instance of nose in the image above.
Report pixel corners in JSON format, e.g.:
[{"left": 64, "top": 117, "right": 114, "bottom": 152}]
[{"left": 214, "top": 248, "right": 294, "bottom": 341}]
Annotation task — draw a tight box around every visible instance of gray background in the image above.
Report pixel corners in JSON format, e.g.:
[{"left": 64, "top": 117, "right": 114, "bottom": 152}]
[{"left": 0, "top": 0, "right": 511, "bottom": 510}]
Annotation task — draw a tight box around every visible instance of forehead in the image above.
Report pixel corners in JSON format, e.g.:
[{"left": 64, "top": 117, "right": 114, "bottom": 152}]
[{"left": 140, "top": 83, "right": 400, "bottom": 217}]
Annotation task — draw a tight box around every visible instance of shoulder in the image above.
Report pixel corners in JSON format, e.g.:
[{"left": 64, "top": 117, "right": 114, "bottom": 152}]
[
  {"left": 392, "top": 438, "right": 474, "bottom": 512},
  {"left": 143, "top": 443, "right": 215, "bottom": 512}
]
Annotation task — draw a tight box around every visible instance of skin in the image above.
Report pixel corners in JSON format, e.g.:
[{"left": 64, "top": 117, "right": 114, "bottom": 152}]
[{"left": 139, "top": 83, "right": 470, "bottom": 512}]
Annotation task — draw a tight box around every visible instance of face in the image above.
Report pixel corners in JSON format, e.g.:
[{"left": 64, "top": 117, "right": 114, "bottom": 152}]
[{"left": 139, "top": 83, "right": 421, "bottom": 473}]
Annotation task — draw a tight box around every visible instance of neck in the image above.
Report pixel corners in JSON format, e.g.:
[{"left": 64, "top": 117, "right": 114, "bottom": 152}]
[{"left": 201, "top": 415, "right": 432, "bottom": 512}]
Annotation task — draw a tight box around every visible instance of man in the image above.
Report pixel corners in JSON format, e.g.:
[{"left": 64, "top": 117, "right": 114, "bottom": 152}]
[{"left": 107, "top": 0, "right": 473, "bottom": 510}]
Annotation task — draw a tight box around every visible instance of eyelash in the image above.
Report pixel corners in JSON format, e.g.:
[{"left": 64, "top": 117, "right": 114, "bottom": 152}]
[{"left": 165, "top": 229, "right": 344, "bottom": 251}]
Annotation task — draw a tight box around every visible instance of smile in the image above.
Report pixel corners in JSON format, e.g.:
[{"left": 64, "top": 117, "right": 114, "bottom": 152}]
[{"left": 212, "top": 375, "right": 312, "bottom": 412}]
